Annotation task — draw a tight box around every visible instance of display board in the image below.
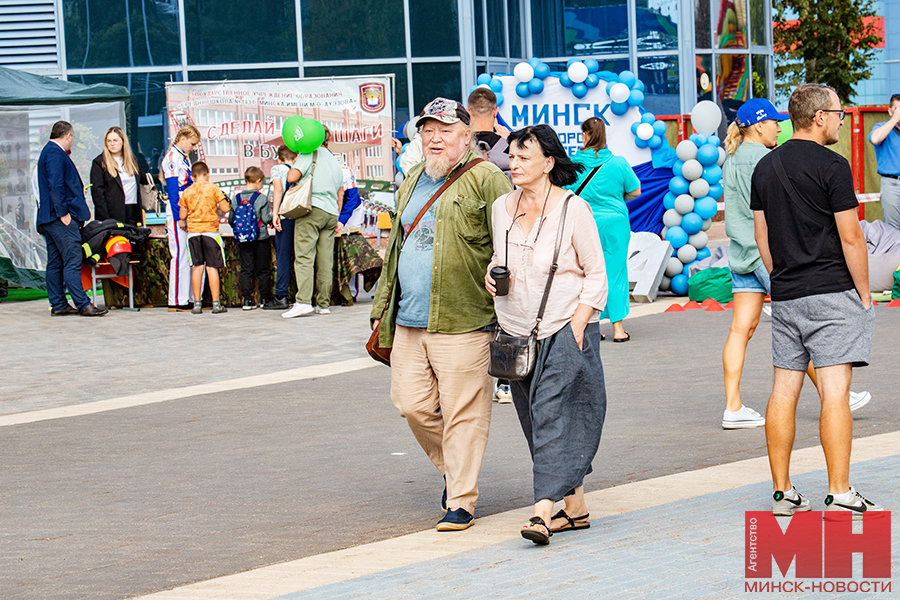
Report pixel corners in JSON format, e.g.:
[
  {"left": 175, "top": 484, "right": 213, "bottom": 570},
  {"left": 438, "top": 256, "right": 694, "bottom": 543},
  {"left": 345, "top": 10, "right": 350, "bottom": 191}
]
[{"left": 165, "top": 76, "right": 394, "bottom": 185}]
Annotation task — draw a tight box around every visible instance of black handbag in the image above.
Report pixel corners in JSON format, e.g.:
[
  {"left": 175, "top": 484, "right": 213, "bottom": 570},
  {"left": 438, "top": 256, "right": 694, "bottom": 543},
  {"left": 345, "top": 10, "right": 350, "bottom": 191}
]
[{"left": 489, "top": 193, "right": 572, "bottom": 380}]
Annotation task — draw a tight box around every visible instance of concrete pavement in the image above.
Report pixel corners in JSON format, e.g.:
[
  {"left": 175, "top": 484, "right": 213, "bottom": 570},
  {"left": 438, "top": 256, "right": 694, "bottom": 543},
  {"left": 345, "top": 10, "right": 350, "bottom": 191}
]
[{"left": 1, "top": 291, "right": 898, "bottom": 599}]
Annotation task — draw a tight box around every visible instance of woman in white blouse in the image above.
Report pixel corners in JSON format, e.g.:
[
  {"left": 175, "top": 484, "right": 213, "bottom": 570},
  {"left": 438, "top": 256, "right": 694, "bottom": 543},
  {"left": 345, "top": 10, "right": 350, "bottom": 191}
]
[
  {"left": 485, "top": 124, "right": 608, "bottom": 546},
  {"left": 90, "top": 126, "right": 147, "bottom": 226}
]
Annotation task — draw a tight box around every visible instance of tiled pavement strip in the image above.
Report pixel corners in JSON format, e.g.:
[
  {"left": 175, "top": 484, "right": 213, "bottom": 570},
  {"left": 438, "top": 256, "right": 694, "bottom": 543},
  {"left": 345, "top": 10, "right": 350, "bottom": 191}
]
[{"left": 136, "top": 432, "right": 900, "bottom": 600}]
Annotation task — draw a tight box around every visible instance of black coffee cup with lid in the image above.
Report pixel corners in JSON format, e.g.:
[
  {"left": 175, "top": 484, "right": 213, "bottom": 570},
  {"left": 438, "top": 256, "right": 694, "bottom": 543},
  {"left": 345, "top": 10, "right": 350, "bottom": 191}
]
[{"left": 491, "top": 265, "right": 510, "bottom": 296}]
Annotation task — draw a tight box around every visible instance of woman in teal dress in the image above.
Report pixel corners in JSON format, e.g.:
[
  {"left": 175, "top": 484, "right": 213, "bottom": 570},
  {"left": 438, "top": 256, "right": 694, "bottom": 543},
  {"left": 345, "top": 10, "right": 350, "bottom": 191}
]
[{"left": 566, "top": 117, "right": 641, "bottom": 342}]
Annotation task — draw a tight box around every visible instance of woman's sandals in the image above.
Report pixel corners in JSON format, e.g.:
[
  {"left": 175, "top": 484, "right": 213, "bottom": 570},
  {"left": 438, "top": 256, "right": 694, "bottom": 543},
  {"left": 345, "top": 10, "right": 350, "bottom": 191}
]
[
  {"left": 549, "top": 509, "right": 591, "bottom": 532},
  {"left": 521, "top": 516, "right": 552, "bottom": 545}
]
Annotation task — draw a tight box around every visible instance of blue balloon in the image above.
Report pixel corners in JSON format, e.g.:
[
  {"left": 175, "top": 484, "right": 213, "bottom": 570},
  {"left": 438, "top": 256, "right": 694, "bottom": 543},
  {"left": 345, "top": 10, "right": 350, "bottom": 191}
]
[
  {"left": 672, "top": 159, "right": 685, "bottom": 177},
  {"left": 670, "top": 273, "right": 689, "bottom": 295},
  {"left": 618, "top": 70, "right": 637, "bottom": 88},
  {"left": 695, "top": 246, "right": 711, "bottom": 262},
  {"left": 702, "top": 164, "right": 723, "bottom": 183},
  {"left": 528, "top": 78, "right": 545, "bottom": 95},
  {"left": 572, "top": 83, "right": 588, "bottom": 99},
  {"left": 641, "top": 112, "right": 656, "bottom": 124},
  {"left": 477, "top": 73, "right": 492, "bottom": 85},
  {"left": 611, "top": 101, "right": 629, "bottom": 116},
  {"left": 402, "top": 142, "right": 409, "bottom": 152},
  {"left": 633, "top": 79, "right": 645, "bottom": 92},
  {"left": 706, "top": 135, "right": 721, "bottom": 147},
  {"left": 669, "top": 175, "right": 690, "bottom": 196},
  {"left": 708, "top": 183, "right": 723, "bottom": 200},
  {"left": 694, "top": 196, "right": 718, "bottom": 219},
  {"left": 515, "top": 82, "right": 531, "bottom": 98},
  {"left": 469, "top": 84, "right": 479, "bottom": 95},
  {"left": 682, "top": 260, "right": 701, "bottom": 277},
  {"left": 681, "top": 212, "right": 703, "bottom": 235},
  {"left": 528, "top": 57, "right": 542, "bottom": 67},
  {"left": 663, "top": 192, "right": 677, "bottom": 210},
  {"left": 534, "top": 63, "right": 551, "bottom": 79},
  {"left": 628, "top": 89, "right": 645, "bottom": 106},
  {"left": 634, "top": 136, "right": 649, "bottom": 149},
  {"left": 567, "top": 58, "right": 580, "bottom": 68},
  {"left": 689, "top": 133, "right": 707, "bottom": 146},
  {"left": 584, "top": 73, "right": 600, "bottom": 88},
  {"left": 584, "top": 58, "right": 600, "bottom": 73},
  {"left": 489, "top": 78, "right": 503, "bottom": 92},
  {"left": 631, "top": 122, "right": 641, "bottom": 135},
  {"left": 559, "top": 73, "right": 573, "bottom": 88},
  {"left": 395, "top": 156, "right": 402, "bottom": 171},
  {"left": 495, "top": 92, "right": 504, "bottom": 106},
  {"left": 665, "top": 225, "right": 688, "bottom": 249},
  {"left": 696, "top": 144, "right": 719, "bottom": 167},
  {"left": 653, "top": 120, "right": 668, "bottom": 136},
  {"left": 648, "top": 135, "right": 663, "bottom": 149}
]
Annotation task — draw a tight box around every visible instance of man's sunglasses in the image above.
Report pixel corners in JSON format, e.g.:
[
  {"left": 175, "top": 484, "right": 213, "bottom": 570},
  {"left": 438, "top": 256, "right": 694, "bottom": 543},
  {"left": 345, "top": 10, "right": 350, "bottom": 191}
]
[{"left": 816, "top": 109, "right": 846, "bottom": 120}]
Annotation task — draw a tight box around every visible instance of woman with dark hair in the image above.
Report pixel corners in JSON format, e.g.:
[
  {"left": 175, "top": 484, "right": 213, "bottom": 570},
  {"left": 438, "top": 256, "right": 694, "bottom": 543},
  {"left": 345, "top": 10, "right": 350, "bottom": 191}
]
[
  {"left": 485, "top": 124, "right": 609, "bottom": 545},
  {"left": 90, "top": 126, "right": 148, "bottom": 226},
  {"left": 567, "top": 117, "right": 641, "bottom": 342}
]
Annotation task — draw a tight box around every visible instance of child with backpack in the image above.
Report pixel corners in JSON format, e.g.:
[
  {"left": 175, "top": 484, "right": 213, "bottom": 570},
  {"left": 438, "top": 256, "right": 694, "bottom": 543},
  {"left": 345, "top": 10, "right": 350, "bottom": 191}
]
[{"left": 229, "top": 166, "right": 273, "bottom": 310}]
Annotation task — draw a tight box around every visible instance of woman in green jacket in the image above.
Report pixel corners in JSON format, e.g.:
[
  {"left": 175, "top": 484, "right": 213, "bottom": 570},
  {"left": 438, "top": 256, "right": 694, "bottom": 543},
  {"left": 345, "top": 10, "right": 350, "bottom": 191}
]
[{"left": 566, "top": 117, "right": 641, "bottom": 342}]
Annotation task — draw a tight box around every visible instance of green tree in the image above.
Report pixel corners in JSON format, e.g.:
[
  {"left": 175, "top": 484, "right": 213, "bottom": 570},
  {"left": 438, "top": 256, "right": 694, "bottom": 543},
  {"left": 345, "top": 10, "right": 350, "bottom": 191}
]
[{"left": 773, "top": 0, "right": 882, "bottom": 104}]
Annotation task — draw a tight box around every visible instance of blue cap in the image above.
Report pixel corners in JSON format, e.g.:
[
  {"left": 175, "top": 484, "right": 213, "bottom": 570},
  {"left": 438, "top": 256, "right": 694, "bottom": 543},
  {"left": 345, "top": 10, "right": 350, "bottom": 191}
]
[{"left": 735, "top": 99, "right": 789, "bottom": 127}]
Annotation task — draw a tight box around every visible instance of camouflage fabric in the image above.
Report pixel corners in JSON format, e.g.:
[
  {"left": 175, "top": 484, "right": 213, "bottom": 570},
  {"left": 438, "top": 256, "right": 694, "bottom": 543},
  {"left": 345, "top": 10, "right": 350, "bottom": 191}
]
[
  {"left": 332, "top": 232, "right": 383, "bottom": 306},
  {"left": 102, "top": 234, "right": 379, "bottom": 308}
]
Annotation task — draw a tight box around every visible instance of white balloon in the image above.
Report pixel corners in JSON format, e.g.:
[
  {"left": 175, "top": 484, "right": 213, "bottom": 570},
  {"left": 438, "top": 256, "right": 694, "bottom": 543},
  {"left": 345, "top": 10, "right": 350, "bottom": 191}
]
[
  {"left": 674, "top": 194, "right": 695, "bottom": 215},
  {"left": 514, "top": 62, "right": 535, "bottom": 83},
  {"left": 701, "top": 218, "right": 712, "bottom": 231},
  {"left": 677, "top": 244, "right": 697, "bottom": 263},
  {"left": 688, "top": 231, "right": 709, "bottom": 249},
  {"left": 675, "top": 140, "right": 698, "bottom": 162},
  {"left": 660, "top": 275, "right": 671, "bottom": 291},
  {"left": 690, "top": 100, "right": 723, "bottom": 136},
  {"left": 717, "top": 147, "right": 727, "bottom": 167},
  {"left": 568, "top": 62, "right": 588, "bottom": 83},
  {"left": 404, "top": 119, "right": 417, "bottom": 140},
  {"left": 681, "top": 159, "right": 703, "bottom": 181},
  {"left": 609, "top": 83, "right": 630, "bottom": 104},
  {"left": 665, "top": 257, "right": 684, "bottom": 278},
  {"left": 663, "top": 208, "right": 683, "bottom": 228},
  {"left": 689, "top": 178, "right": 710, "bottom": 198},
  {"left": 636, "top": 123, "right": 655, "bottom": 141},
  {"left": 660, "top": 225, "right": 668, "bottom": 238}
]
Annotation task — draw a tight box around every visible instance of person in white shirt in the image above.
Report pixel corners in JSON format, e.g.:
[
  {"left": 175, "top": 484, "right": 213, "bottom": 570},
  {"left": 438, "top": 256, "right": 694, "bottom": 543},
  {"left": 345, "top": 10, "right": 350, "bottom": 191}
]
[
  {"left": 485, "top": 124, "right": 608, "bottom": 546},
  {"left": 90, "top": 126, "right": 147, "bottom": 226}
]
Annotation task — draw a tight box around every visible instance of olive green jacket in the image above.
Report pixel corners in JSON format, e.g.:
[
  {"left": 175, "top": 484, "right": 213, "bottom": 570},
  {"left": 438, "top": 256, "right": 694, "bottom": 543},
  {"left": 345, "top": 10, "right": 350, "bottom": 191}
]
[{"left": 370, "top": 149, "right": 514, "bottom": 347}]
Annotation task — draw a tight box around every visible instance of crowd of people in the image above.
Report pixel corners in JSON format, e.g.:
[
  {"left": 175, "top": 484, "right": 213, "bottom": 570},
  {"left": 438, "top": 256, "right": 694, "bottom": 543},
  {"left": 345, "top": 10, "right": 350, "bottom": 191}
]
[{"left": 35, "top": 82, "right": 887, "bottom": 544}]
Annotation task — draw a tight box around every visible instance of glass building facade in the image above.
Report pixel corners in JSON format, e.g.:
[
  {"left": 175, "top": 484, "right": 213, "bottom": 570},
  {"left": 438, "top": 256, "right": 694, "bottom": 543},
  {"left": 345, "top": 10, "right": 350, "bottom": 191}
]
[{"left": 7, "top": 0, "right": 775, "bottom": 161}]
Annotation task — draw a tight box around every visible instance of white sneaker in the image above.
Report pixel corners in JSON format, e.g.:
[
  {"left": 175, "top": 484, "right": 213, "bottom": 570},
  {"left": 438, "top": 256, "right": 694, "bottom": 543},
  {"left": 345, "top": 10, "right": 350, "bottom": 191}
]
[
  {"left": 849, "top": 391, "right": 871, "bottom": 412},
  {"left": 825, "top": 487, "right": 884, "bottom": 518},
  {"left": 772, "top": 487, "right": 812, "bottom": 516},
  {"left": 315, "top": 306, "right": 331, "bottom": 315},
  {"left": 495, "top": 384, "right": 512, "bottom": 404},
  {"left": 722, "top": 405, "right": 766, "bottom": 429},
  {"left": 282, "top": 303, "right": 314, "bottom": 318}
]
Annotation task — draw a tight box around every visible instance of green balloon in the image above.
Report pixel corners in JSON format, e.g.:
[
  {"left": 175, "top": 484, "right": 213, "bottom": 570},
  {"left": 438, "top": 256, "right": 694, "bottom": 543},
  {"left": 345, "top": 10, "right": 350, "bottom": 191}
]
[
  {"left": 296, "top": 119, "right": 326, "bottom": 154},
  {"left": 282, "top": 115, "right": 306, "bottom": 152},
  {"left": 776, "top": 119, "right": 793, "bottom": 146}
]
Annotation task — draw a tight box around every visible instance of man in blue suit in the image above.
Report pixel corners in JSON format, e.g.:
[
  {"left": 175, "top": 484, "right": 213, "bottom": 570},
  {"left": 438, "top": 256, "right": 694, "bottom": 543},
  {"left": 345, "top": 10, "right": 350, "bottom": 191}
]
[{"left": 37, "top": 121, "right": 107, "bottom": 316}]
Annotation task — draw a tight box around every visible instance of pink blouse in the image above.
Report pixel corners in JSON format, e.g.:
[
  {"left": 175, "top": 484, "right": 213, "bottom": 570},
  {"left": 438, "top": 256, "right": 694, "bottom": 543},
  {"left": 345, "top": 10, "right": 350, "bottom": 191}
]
[{"left": 490, "top": 191, "right": 608, "bottom": 340}]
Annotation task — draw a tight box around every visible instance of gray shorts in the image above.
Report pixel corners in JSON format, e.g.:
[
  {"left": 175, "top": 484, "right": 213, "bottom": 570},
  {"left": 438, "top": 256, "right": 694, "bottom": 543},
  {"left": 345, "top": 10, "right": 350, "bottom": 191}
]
[{"left": 771, "top": 289, "right": 874, "bottom": 371}]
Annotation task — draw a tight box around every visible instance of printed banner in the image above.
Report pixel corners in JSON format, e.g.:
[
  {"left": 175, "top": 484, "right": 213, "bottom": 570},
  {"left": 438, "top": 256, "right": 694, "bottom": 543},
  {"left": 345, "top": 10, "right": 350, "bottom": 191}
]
[
  {"left": 495, "top": 76, "right": 652, "bottom": 166},
  {"left": 165, "top": 76, "right": 394, "bottom": 184}
]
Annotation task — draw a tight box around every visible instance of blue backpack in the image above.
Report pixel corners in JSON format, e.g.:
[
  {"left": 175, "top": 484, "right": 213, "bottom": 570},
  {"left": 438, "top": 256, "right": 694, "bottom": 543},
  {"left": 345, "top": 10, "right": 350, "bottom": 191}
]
[{"left": 232, "top": 191, "right": 261, "bottom": 243}]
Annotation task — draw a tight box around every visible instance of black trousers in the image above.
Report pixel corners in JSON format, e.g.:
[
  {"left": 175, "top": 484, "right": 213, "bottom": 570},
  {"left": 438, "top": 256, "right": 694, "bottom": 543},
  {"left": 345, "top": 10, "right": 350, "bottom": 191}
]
[{"left": 238, "top": 239, "right": 273, "bottom": 302}]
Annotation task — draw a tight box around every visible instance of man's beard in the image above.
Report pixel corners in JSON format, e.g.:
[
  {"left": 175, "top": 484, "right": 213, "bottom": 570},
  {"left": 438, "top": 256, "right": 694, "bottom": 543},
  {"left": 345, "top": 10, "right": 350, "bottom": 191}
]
[{"left": 424, "top": 151, "right": 454, "bottom": 179}]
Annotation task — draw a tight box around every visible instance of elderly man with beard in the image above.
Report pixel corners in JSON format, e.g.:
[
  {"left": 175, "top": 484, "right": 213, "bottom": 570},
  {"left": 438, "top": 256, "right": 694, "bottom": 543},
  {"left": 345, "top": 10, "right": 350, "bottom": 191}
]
[{"left": 371, "top": 98, "right": 512, "bottom": 531}]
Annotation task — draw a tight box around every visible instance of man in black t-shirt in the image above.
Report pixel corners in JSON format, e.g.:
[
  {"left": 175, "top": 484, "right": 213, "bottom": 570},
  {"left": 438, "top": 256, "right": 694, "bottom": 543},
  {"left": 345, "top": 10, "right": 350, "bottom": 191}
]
[{"left": 751, "top": 83, "right": 882, "bottom": 516}]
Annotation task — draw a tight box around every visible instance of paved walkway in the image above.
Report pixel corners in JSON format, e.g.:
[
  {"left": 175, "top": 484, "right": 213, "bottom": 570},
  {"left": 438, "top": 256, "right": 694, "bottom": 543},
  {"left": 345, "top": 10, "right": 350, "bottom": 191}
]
[
  {"left": 2, "top": 286, "right": 898, "bottom": 599},
  {"left": 138, "top": 435, "right": 900, "bottom": 600}
]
